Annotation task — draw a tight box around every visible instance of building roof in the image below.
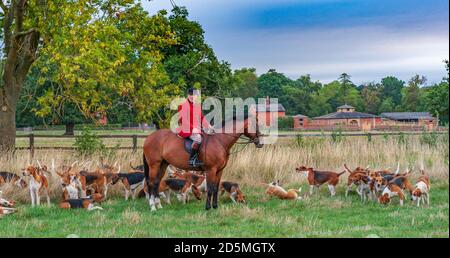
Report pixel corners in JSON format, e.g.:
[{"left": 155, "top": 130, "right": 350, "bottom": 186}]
[
  {"left": 294, "top": 114, "right": 308, "bottom": 118},
  {"left": 337, "top": 104, "right": 354, "bottom": 109},
  {"left": 253, "top": 104, "right": 286, "bottom": 112},
  {"left": 314, "top": 111, "right": 377, "bottom": 120},
  {"left": 380, "top": 112, "right": 434, "bottom": 120}
]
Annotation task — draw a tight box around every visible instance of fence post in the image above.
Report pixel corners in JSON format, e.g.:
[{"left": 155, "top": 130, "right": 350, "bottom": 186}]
[
  {"left": 132, "top": 134, "right": 138, "bottom": 153},
  {"left": 367, "top": 132, "right": 372, "bottom": 142},
  {"left": 29, "top": 133, "right": 35, "bottom": 159}
]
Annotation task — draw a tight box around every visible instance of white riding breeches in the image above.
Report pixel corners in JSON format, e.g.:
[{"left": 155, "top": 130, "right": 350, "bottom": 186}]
[{"left": 189, "top": 133, "right": 202, "bottom": 144}]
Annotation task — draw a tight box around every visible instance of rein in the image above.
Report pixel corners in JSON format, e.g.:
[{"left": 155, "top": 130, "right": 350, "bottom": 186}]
[{"left": 216, "top": 133, "right": 259, "bottom": 156}]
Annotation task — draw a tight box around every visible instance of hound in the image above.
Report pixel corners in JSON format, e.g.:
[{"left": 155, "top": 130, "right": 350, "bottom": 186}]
[
  {"left": 373, "top": 165, "right": 412, "bottom": 193},
  {"left": 171, "top": 170, "right": 206, "bottom": 192},
  {"left": 56, "top": 161, "right": 83, "bottom": 199},
  {"left": 0, "top": 171, "right": 27, "bottom": 188},
  {"left": 99, "top": 162, "right": 121, "bottom": 199},
  {"left": 378, "top": 176, "right": 414, "bottom": 206},
  {"left": 266, "top": 180, "right": 302, "bottom": 200},
  {"left": 296, "top": 166, "right": 345, "bottom": 197},
  {"left": 0, "top": 206, "right": 16, "bottom": 217},
  {"left": 353, "top": 174, "right": 372, "bottom": 202},
  {"left": 59, "top": 193, "right": 104, "bottom": 211},
  {"left": 142, "top": 178, "right": 202, "bottom": 204},
  {"left": 219, "top": 181, "right": 245, "bottom": 203},
  {"left": 114, "top": 172, "right": 145, "bottom": 200},
  {"left": 77, "top": 169, "right": 108, "bottom": 198},
  {"left": 343, "top": 164, "right": 370, "bottom": 197},
  {"left": 22, "top": 162, "right": 51, "bottom": 207},
  {"left": 0, "top": 191, "right": 16, "bottom": 208},
  {"left": 412, "top": 167, "right": 430, "bottom": 207}
]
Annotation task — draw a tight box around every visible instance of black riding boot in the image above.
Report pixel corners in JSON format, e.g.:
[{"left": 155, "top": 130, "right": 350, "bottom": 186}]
[{"left": 189, "top": 142, "right": 203, "bottom": 168}]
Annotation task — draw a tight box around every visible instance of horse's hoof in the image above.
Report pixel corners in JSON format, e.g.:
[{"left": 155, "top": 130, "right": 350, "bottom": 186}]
[
  {"left": 213, "top": 204, "right": 218, "bottom": 209},
  {"left": 205, "top": 205, "right": 211, "bottom": 210}
]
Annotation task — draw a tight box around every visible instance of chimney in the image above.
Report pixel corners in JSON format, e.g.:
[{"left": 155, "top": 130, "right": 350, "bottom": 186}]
[{"left": 266, "top": 96, "right": 270, "bottom": 106}]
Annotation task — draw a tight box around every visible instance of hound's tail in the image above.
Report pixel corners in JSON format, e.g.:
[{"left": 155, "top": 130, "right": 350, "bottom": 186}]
[
  {"left": 130, "top": 162, "right": 137, "bottom": 170},
  {"left": 337, "top": 170, "right": 346, "bottom": 176},
  {"left": 343, "top": 164, "right": 352, "bottom": 173},
  {"left": 394, "top": 162, "right": 400, "bottom": 175}
]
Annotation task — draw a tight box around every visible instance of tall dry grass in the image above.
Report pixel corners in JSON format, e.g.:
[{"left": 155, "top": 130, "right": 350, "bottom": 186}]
[
  {"left": 1, "top": 134, "right": 448, "bottom": 202},
  {"left": 225, "top": 135, "right": 449, "bottom": 187}
]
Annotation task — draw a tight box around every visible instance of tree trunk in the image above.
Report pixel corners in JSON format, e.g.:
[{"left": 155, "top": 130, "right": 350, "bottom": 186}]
[
  {"left": 0, "top": 84, "right": 19, "bottom": 153},
  {"left": 0, "top": 1, "right": 40, "bottom": 154},
  {"left": 64, "top": 123, "right": 75, "bottom": 136},
  {"left": 0, "top": 108, "right": 16, "bottom": 153}
]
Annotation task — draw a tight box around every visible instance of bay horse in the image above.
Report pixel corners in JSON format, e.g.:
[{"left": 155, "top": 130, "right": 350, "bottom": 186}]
[{"left": 143, "top": 115, "right": 263, "bottom": 211}]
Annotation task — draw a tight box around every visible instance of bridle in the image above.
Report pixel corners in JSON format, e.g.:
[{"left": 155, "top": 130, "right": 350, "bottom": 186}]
[{"left": 210, "top": 126, "right": 262, "bottom": 156}]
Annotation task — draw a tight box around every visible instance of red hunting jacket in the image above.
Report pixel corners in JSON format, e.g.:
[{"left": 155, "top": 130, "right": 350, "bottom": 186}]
[{"left": 176, "top": 99, "right": 210, "bottom": 138}]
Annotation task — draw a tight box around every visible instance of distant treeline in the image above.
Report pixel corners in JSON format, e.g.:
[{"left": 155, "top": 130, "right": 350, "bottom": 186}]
[{"left": 15, "top": 7, "right": 449, "bottom": 128}]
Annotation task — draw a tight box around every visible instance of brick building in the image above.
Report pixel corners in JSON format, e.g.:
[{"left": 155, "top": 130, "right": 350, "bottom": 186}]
[
  {"left": 250, "top": 96, "right": 286, "bottom": 127},
  {"left": 292, "top": 105, "right": 437, "bottom": 131}
]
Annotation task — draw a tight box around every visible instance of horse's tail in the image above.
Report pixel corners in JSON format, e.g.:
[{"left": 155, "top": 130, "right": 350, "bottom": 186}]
[
  {"left": 143, "top": 154, "right": 150, "bottom": 181},
  {"left": 143, "top": 153, "right": 151, "bottom": 197}
]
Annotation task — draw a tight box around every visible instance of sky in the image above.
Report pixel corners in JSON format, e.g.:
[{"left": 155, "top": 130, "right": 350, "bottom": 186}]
[{"left": 143, "top": 0, "right": 449, "bottom": 85}]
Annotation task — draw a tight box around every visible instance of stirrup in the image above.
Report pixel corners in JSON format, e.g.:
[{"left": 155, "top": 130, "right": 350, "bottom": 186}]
[{"left": 189, "top": 154, "right": 203, "bottom": 168}]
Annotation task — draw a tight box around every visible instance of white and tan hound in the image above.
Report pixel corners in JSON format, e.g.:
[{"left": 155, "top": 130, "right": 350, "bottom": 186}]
[
  {"left": 22, "top": 161, "right": 51, "bottom": 207},
  {"left": 266, "top": 180, "right": 302, "bottom": 200},
  {"left": 412, "top": 168, "right": 430, "bottom": 207}
]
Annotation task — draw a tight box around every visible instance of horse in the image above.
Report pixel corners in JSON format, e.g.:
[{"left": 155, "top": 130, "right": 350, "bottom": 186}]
[{"left": 143, "top": 115, "right": 263, "bottom": 211}]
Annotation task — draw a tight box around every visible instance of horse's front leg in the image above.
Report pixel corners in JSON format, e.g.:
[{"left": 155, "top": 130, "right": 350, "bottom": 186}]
[
  {"left": 149, "top": 161, "right": 168, "bottom": 210},
  {"left": 146, "top": 163, "right": 162, "bottom": 211},
  {"left": 212, "top": 169, "right": 225, "bottom": 209},
  {"left": 205, "top": 169, "right": 218, "bottom": 210}
]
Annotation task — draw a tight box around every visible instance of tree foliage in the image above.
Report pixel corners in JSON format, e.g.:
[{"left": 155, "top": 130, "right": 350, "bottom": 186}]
[
  {"left": 3, "top": 3, "right": 448, "bottom": 138},
  {"left": 33, "top": 1, "right": 179, "bottom": 124},
  {"left": 162, "top": 6, "right": 234, "bottom": 97}
]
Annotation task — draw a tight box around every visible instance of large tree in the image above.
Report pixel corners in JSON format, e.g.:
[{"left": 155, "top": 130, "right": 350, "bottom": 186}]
[
  {"left": 379, "top": 97, "right": 395, "bottom": 113},
  {"left": 162, "top": 6, "right": 233, "bottom": 97},
  {"left": 423, "top": 61, "right": 449, "bottom": 123},
  {"left": 1, "top": 0, "right": 43, "bottom": 151},
  {"left": 0, "top": 0, "right": 177, "bottom": 152},
  {"left": 360, "top": 82, "right": 381, "bottom": 114},
  {"left": 338, "top": 73, "right": 353, "bottom": 103},
  {"left": 257, "top": 69, "right": 293, "bottom": 98},
  {"left": 402, "top": 74, "right": 426, "bottom": 112},
  {"left": 232, "top": 68, "right": 259, "bottom": 99},
  {"left": 380, "top": 76, "right": 404, "bottom": 108}
]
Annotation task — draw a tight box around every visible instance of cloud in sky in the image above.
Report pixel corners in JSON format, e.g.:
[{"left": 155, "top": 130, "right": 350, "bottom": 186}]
[{"left": 143, "top": 0, "right": 449, "bottom": 84}]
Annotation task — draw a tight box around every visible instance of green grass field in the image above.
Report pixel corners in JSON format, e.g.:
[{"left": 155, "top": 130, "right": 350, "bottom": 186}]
[
  {"left": 3, "top": 130, "right": 448, "bottom": 238},
  {"left": 1, "top": 182, "right": 448, "bottom": 238}
]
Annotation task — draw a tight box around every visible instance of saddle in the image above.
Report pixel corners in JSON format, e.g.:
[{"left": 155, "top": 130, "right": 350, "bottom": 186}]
[
  {"left": 183, "top": 138, "right": 202, "bottom": 154},
  {"left": 183, "top": 138, "right": 204, "bottom": 171}
]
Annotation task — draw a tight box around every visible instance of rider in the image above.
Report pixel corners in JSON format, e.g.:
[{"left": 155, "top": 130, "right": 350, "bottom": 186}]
[{"left": 177, "top": 88, "right": 214, "bottom": 168}]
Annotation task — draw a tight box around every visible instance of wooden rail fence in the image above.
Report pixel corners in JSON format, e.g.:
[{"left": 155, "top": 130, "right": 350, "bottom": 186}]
[
  {"left": 15, "top": 131, "right": 448, "bottom": 158},
  {"left": 15, "top": 134, "right": 147, "bottom": 158}
]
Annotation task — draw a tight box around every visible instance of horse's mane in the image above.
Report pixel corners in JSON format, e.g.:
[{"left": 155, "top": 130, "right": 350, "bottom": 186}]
[{"left": 220, "top": 113, "right": 250, "bottom": 127}]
